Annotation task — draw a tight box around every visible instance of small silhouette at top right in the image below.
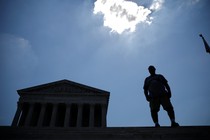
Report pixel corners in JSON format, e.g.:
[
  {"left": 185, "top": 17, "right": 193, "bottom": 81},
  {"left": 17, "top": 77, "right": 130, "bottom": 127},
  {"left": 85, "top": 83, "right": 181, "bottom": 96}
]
[{"left": 199, "top": 34, "right": 210, "bottom": 54}]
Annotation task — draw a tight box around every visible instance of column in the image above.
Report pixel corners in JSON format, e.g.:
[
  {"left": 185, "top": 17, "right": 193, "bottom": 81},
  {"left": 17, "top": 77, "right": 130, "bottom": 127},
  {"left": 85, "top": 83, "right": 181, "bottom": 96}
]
[
  {"left": 11, "top": 102, "right": 22, "bottom": 126},
  {"left": 18, "top": 103, "right": 28, "bottom": 126},
  {"left": 101, "top": 104, "right": 107, "bottom": 127},
  {"left": 64, "top": 103, "right": 71, "bottom": 127},
  {"left": 24, "top": 102, "right": 35, "bottom": 126},
  {"left": 76, "top": 103, "right": 83, "bottom": 127},
  {"left": 89, "top": 103, "right": 95, "bottom": 127},
  {"left": 50, "top": 103, "right": 58, "bottom": 127},
  {"left": 37, "top": 103, "right": 47, "bottom": 127}
]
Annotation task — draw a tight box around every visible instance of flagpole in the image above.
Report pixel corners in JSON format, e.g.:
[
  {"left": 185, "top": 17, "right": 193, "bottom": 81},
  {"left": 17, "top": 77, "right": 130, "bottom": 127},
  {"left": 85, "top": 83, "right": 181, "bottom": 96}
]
[{"left": 199, "top": 34, "right": 210, "bottom": 54}]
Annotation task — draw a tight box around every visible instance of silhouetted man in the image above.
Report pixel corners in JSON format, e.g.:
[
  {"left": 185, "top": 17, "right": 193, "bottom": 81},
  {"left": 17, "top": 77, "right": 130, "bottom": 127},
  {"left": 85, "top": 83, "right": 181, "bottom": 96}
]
[{"left": 143, "top": 65, "right": 179, "bottom": 127}]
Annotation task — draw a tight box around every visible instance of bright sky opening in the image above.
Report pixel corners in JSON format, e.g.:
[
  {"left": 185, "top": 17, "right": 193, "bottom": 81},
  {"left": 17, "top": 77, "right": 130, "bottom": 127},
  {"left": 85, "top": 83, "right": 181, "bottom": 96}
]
[{"left": 93, "top": 0, "right": 164, "bottom": 34}]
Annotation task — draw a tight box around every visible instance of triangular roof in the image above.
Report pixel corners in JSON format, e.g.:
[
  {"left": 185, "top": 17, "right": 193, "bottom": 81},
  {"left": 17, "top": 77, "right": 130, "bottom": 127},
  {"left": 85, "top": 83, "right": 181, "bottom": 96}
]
[{"left": 17, "top": 79, "right": 110, "bottom": 96}]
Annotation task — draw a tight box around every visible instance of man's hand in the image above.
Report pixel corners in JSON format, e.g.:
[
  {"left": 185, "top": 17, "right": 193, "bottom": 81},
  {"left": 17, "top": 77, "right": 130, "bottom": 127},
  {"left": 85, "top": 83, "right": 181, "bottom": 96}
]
[{"left": 144, "top": 90, "right": 151, "bottom": 102}]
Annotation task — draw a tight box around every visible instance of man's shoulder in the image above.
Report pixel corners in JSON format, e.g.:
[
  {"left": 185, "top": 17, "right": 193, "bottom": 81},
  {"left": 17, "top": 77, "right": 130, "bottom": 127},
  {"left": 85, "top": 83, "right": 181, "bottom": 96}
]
[
  {"left": 145, "top": 75, "right": 152, "bottom": 81},
  {"left": 145, "top": 74, "right": 165, "bottom": 81},
  {"left": 156, "top": 74, "right": 167, "bottom": 82},
  {"left": 146, "top": 74, "right": 163, "bottom": 78}
]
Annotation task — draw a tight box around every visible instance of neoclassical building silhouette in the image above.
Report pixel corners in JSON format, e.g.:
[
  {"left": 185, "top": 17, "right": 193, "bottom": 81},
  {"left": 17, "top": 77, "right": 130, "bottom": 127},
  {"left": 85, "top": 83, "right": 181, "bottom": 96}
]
[{"left": 11, "top": 79, "right": 110, "bottom": 128}]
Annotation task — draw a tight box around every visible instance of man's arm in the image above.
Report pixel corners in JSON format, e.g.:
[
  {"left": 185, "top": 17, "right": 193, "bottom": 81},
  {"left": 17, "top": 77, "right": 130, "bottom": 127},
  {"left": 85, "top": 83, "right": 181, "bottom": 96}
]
[
  {"left": 160, "top": 75, "right": 172, "bottom": 98},
  {"left": 143, "top": 78, "right": 150, "bottom": 102},
  {"left": 165, "top": 83, "right": 171, "bottom": 98},
  {"left": 144, "top": 89, "right": 151, "bottom": 102}
]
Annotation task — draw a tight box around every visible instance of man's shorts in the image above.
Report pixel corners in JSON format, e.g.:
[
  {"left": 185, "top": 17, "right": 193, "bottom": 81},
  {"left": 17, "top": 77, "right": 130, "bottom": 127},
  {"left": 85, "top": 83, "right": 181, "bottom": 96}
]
[{"left": 149, "top": 96, "right": 174, "bottom": 112}]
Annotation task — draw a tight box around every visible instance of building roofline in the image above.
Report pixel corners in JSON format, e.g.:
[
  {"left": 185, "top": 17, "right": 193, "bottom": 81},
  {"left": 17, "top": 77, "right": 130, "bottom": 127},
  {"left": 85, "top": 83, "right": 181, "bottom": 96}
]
[{"left": 17, "top": 79, "right": 110, "bottom": 95}]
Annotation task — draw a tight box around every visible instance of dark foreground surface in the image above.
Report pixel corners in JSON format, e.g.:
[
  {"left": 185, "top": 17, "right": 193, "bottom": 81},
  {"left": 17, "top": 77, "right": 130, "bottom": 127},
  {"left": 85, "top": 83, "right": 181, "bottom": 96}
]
[{"left": 0, "top": 126, "right": 210, "bottom": 140}]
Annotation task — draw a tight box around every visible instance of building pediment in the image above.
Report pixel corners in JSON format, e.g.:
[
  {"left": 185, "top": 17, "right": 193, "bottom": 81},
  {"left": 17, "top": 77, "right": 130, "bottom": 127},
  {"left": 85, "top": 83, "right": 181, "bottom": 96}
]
[
  {"left": 13, "top": 79, "right": 110, "bottom": 128},
  {"left": 17, "top": 79, "right": 109, "bottom": 95}
]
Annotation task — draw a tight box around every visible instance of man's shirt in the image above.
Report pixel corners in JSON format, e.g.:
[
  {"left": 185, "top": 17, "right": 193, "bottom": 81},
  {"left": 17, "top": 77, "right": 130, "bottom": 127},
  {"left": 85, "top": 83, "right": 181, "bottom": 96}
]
[{"left": 143, "top": 74, "right": 168, "bottom": 98}]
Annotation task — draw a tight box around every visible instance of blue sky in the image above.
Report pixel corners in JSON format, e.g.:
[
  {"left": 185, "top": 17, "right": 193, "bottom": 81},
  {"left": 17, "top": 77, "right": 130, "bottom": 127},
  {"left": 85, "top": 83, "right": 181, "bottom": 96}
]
[{"left": 0, "top": 0, "right": 210, "bottom": 127}]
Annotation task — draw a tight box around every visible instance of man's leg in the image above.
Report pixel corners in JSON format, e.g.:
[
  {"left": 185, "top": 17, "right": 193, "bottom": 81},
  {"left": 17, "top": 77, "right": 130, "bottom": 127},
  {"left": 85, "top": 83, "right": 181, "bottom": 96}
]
[
  {"left": 150, "top": 99, "right": 160, "bottom": 127},
  {"left": 162, "top": 97, "right": 179, "bottom": 127},
  {"left": 166, "top": 108, "right": 179, "bottom": 127},
  {"left": 151, "top": 110, "right": 160, "bottom": 127},
  {"left": 166, "top": 108, "right": 175, "bottom": 121}
]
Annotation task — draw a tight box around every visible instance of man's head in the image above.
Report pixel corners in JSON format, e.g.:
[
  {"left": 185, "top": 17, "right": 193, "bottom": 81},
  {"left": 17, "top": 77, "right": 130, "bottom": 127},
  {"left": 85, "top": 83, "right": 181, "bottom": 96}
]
[{"left": 148, "top": 65, "right": 156, "bottom": 75}]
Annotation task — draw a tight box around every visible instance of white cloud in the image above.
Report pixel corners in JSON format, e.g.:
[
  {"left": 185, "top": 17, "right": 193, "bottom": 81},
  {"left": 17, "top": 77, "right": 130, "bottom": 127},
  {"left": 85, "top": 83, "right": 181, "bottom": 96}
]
[
  {"left": 0, "top": 34, "right": 32, "bottom": 50},
  {"left": 93, "top": 0, "right": 164, "bottom": 34},
  {"left": 150, "top": 0, "right": 164, "bottom": 11},
  {"left": 0, "top": 34, "right": 37, "bottom": 70},
  {"left": 190, "top": 0, "right": 200, "bottom": 5}
]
